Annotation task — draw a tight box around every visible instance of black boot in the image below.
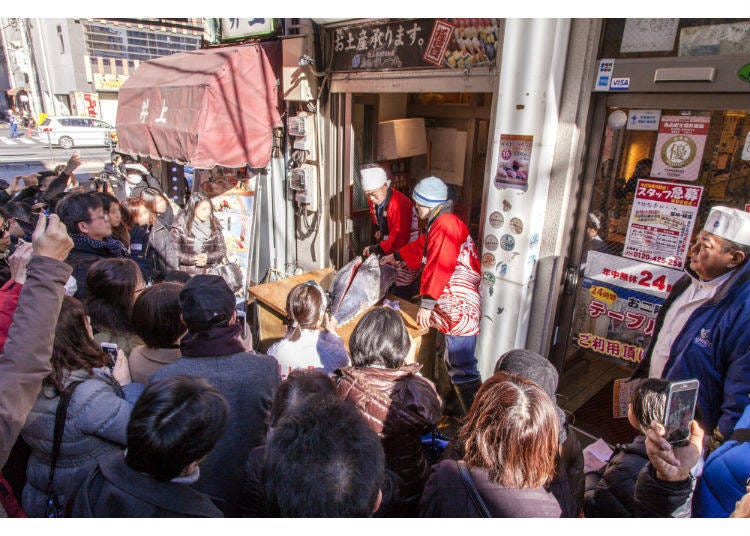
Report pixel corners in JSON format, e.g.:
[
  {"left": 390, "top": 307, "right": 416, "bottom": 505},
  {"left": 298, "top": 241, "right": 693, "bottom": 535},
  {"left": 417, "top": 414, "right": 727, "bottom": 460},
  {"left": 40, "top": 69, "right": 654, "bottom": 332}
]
[{"left": 453, "top": 378, "right": 482, "bottom": 416}]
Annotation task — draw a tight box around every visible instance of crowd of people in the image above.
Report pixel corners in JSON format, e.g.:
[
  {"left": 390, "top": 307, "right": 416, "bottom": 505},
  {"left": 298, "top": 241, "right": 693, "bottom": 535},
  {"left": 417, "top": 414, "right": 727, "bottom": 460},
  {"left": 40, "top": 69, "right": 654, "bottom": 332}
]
[{"left": 0, "top": 157, "right": 748, "bottom": 518}]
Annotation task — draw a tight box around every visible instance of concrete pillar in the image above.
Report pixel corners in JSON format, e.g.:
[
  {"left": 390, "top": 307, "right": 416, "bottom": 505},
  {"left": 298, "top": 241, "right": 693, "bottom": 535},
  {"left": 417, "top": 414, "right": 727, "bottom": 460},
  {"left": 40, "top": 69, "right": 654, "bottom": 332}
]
[{"left": 475, "top": 19, "right": 571, "bottom": 379}]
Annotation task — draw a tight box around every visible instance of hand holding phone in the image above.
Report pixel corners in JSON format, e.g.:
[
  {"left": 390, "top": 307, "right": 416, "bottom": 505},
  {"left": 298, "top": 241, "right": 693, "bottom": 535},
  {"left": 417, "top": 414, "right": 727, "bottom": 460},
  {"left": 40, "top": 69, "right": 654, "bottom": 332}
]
[
  {"left": 101, "top": 342, "right": 119, "bottom": 371},
  {"left": 663, "top": 379, "right": 700, "bottom": 447}
]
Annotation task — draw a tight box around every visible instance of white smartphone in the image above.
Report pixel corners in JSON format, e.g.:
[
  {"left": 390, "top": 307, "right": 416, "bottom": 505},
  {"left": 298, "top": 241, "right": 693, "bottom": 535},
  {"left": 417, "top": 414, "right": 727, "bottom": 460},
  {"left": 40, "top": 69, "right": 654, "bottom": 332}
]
[
  {"left": 663, "top": 379, "right": 700, "bottom": 447},
  {"left": 101, "top": 342, "right": 118, "bottom": 372},
  {"left": 236, "top": 309, "right": 247, "bottom": 339}
]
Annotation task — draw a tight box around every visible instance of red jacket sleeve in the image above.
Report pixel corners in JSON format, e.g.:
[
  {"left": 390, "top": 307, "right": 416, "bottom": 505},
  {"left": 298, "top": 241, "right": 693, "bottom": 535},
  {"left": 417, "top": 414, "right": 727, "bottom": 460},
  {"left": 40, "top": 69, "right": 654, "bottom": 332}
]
[
  {"left": 378, "top": 189, "right": 414, "bottom": 254},
  {"left": 0, "top": 280, "right": 23, "bottom": 353},
  {"left": 398, "top": 233, "right": 427, "bottom": 271}
]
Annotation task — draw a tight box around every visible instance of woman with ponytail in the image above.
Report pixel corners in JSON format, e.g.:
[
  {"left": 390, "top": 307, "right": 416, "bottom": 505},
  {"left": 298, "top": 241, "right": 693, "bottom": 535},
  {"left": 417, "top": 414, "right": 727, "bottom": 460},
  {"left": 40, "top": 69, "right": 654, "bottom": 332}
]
[{"left": 267, "top": 280, "right": 349, "bottom": 380}]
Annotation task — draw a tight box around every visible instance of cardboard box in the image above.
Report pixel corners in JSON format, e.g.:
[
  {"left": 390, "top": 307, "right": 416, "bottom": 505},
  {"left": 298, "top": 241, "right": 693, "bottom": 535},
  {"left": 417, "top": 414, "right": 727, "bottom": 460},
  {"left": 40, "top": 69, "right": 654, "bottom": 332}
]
[
  {"left": 377, "top": 118, "right": 428, "bottom": 160},
  {"left": 428, "top": 127, "right": 467, "bottom": 185}
]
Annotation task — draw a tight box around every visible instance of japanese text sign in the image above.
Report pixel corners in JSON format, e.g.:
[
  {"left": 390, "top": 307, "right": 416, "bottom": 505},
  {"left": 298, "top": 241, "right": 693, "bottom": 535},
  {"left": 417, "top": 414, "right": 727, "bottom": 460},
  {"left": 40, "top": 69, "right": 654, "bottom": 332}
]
[
  {"left": 623, "top": 180, "right": 703, "bottom": 270},
  {"left": 652, "top": 115, "right": 710, "bottom": 182}
]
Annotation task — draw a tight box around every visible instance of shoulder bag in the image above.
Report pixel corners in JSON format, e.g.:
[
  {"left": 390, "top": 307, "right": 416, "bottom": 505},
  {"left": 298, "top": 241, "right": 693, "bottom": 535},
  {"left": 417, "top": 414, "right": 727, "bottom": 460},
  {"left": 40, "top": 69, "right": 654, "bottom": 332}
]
[
  {"left": 457, "top": 460, "right": 492, "bottom": 518},
  {"left": 210, "top": 254, "right": 244, "bottom": 293},
  {"left": 45, "top": 381, "right": 83, "bottom": 518}
]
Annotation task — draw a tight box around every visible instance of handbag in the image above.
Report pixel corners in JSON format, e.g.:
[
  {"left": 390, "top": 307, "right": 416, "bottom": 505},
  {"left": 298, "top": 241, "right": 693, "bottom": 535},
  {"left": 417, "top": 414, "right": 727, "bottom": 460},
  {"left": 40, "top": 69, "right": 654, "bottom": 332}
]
[
  {"left": 457, "top": 460, "right": 492, "bottom": 518},
  {"left": 45, "top": 381, "right": 82, "bottom": 518},
  {"left": 210, "top": 255, "right": 244, "bottom": 293}
]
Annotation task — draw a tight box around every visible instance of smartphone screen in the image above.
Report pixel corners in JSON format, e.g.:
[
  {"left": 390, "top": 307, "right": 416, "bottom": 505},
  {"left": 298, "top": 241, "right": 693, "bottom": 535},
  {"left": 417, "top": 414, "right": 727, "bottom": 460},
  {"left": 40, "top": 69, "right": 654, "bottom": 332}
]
[
  {"left": 101, "top": 343, "right": 118, "bottom": 371},
  {"left": 236, "top": 310, "right": 247, "bottom": 339},
  {"left": 664, "top": 379, "right": 699, "bottom": 446}
]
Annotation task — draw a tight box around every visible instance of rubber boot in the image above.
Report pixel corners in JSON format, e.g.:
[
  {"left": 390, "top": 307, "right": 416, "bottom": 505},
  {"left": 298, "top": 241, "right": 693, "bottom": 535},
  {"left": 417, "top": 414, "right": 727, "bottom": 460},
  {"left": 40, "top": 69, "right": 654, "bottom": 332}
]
[{"left": 453, "top": 378, "right": 482, "bottom": 416}]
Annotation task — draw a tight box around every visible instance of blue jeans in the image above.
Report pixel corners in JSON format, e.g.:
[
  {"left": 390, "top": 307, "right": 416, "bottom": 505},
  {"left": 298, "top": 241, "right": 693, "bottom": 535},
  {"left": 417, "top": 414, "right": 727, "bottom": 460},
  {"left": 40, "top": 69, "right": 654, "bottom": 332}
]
[
  {"left": 439, "top": 333, "right": 481, "bottom": 385},
  {"left": 9, "top": 122, "right": 18, "bottom": 137}
]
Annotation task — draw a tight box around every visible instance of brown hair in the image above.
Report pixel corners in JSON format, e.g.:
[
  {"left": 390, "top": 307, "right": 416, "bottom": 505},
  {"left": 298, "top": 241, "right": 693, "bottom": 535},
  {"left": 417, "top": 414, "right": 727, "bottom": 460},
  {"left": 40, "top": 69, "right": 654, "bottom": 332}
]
[
  {"left": 459, "top": 371, "right": 559, "bottom": 489},
  {"left": 49, "top": 296, "right": 109, "bottom": 391},
  {"left": 120, "top": 197, "right": 156, "bottom": 229},
  {"left": 285, "top": 281, "right": 325, "bottom": 342},
  {"left": 95, "top": 192, "right": 130, "bottom": 249},
  {"left": 132, "top": 282, "right": 187, "bottom": 349},
  {"left": 85, "top": 258, "right": 144, "bottom": 335},
  {"left": 140, "top": 187, "right": 170, "bottom": 215}
]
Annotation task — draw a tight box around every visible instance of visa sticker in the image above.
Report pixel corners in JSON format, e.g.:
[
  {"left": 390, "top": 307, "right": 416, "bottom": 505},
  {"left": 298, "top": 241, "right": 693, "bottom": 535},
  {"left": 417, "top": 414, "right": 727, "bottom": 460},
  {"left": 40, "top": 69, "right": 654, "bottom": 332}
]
[{"left": 610, "top": 77, "right": 630, "bottom": 91}]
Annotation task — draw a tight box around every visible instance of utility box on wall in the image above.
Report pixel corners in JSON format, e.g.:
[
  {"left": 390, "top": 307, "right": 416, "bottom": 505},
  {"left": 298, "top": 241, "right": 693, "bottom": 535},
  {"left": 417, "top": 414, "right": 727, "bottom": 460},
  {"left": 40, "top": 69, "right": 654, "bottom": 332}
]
[{"left": 377, "top": 118, "right": 428, "bottom": 161}]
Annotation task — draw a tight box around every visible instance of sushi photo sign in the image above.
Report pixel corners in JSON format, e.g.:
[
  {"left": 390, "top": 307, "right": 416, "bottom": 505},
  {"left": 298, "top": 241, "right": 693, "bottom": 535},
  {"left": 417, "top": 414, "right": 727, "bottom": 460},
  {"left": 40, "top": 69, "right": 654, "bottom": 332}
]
[
  {"left": 330, "top": 18, "right": 500, "bottom": 72},
  {"left": 494, "top": 134, "right": 533, "bottom": 192}
]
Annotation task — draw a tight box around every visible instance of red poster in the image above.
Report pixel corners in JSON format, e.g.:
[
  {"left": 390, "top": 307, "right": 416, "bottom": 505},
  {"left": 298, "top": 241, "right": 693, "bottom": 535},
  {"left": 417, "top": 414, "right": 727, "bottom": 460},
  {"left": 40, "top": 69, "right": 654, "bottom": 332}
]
[{"left": 423, "top": 20, "right": 455, "bottom": 66}]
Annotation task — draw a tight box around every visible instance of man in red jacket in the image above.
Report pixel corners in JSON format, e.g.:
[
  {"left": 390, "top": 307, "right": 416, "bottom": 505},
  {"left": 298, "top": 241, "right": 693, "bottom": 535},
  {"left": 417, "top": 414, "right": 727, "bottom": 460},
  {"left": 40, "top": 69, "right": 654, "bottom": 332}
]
[{"left": 382, "top": 176, "right": 482, "bottom": 413}]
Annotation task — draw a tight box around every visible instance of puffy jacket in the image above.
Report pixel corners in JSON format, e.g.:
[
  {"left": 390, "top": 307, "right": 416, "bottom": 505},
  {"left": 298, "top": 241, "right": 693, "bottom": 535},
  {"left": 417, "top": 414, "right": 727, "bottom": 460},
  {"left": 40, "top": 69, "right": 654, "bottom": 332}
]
[
  {"left": 334, "top": 364, "right": 442, "bottom": 515},
  {"left": 634, "top": 463, "right": 694, "bottom": 517},
  {"left": 21, "top": 369, "right": 132, "bottom": 517},
  {"left": 694, "top": 403, "right": 750, "bottom": 517},
  {"left": 584, "top": 435, "right": 649, "bottom": 517},
  {"left": 169, "top": 210, "right": 226, "bottom": 276},
  {"left": 64, "top": 241, "right": 117, "bottom": 301}
]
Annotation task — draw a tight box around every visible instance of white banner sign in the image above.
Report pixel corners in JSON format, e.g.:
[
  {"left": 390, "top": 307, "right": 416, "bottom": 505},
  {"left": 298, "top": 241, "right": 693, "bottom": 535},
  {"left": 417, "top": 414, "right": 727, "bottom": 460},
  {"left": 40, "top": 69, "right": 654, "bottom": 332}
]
[{"left": 584, "top": 251, "right": 684, "bottom": 298}]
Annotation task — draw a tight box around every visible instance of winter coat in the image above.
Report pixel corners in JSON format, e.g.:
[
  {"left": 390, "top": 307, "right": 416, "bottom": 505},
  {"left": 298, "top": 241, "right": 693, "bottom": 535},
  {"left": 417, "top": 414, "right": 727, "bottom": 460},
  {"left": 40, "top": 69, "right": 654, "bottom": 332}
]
[
  {"left": 127, "top": 345, "right": 181, "bottom": 385},
  {"left": 694, "top": 403, "right": 750, "bottom": 517},
  {"left": 0, "top": 256, "right": 72, "bottom": 467},
  {"left": 21, "top": 368, "right": 132, "bottom": 517},
  {"left": 150, "top": 349, "right": 279, "bottom": 517},
  {"left": 560, "top": 422, "right": 585, "bottom": 515},
  {"left": 169, "top": 210, "right": 226, "bottom": 276},
  {"left": 68, "top": 452, "right": 223, "bottom": 518},
  {"left": 634, "top": 260, "right": 750, "bottom": 438},
  {"left": 584, "top": 435, "right": 649, "bottom": 517},
  {"left": 397, "top": 207, "right": 481, "bottom": 336},
  {"left": 633, "top": 463, "right": 694, "bottom": 517},
  {"left": 0, "top": 279, "right": 23, "bottom": 352},
  {"left": 268, "top": 329, "right": 349, "bottom": 379},
  {"left": 334, "top": 364, "right": 442, "bottom": 515},
  {"left": 127, "top": 222, "right": 175, "bottom": 282},
  {"left": 64, "top": 240, "right": 118, "bottom": 301},
  {"left": 239, "top": 445, "right": 268, "bottom": 517},
  {"left": 93, "top": 330, "right": 144, "bottom": 360},
  {"left": 419, "top": 459, "right": 563, "bottom": 517}
]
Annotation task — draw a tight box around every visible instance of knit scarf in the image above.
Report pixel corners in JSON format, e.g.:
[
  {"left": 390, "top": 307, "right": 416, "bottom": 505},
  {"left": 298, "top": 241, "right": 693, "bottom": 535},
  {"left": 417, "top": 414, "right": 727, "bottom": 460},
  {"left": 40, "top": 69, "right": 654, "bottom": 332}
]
[
  {"left": 191, "top": 218, "right": 212, "bottom": 253},
  {"left": 180, "top": 324, "right": 245, "bottom": 357},
  {"left": 71, "top": 233, "right": 129, "bottom": 258}
]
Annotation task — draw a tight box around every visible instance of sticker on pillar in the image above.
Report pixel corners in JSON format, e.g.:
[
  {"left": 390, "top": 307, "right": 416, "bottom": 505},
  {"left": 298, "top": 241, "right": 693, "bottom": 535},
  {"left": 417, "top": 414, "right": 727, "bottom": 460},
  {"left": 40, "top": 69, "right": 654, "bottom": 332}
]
[
  {"left": 496, "top": 262, "right": 508, "bottom": 277},
  {"left": 502, "top": 200, "right": 512, "bottom": 212},
  {"left": 529, "top": 233, "right": 540, "bottom": 248},
  {"left": 738, "top": 63, "right": 750, "bottom": 84},
  {"left": 499, "top": 234, "right": 515, "bottom": 252},
  {"left": 482, "top": 272, "right": 496, "bottom": 296},
  {"left": 494, "top": 134, "right": 533, "bottom": 192},
  {"left": 489, "top": 211, "right": 504, "bottom": 229},
  {"left": 484, "top": 234, "right": 499, "bottom": 252},
  {"left": 509, "top": 217, "right": 524, "bottom": 235},
  {"left": 482, "top": 253, "right": 496, "bottom": 268}
]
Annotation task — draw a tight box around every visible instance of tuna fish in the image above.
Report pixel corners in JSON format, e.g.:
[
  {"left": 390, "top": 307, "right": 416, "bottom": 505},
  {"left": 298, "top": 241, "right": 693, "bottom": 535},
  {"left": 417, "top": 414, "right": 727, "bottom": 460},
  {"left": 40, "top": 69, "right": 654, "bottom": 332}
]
[{"left": 329, "top": 254, "right": 398, "bottom": 325}]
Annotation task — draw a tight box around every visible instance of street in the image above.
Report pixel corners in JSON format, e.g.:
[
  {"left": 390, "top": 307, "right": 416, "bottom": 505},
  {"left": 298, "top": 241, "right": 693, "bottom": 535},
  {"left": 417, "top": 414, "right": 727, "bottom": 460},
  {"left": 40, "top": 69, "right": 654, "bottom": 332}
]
[{"left": 0, "top": 125, "right": 112, "bottom": 181}]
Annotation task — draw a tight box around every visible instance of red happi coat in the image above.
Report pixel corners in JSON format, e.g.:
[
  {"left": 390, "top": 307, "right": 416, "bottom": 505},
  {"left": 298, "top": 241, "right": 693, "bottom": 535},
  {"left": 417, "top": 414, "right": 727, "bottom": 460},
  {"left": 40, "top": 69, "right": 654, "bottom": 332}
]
[
  {"left": 398, "top": 212, "right": 481, "bottom": 336},
  {"left": 369, "top": 187, "right": 420, "bottom": 286}
]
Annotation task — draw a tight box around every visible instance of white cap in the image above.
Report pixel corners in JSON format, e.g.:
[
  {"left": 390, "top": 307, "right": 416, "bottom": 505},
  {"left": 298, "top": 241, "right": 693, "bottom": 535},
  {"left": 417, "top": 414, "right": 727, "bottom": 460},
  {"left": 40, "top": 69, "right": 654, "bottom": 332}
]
[
  {"left": 123, "top": 162, "right": 148, "bottom": 175},
  {"left": 704, "top": 206, "right": 750, "bottom": 246},
  {"left": 360, "top": 167, "right": 387, "bottom": 191}
]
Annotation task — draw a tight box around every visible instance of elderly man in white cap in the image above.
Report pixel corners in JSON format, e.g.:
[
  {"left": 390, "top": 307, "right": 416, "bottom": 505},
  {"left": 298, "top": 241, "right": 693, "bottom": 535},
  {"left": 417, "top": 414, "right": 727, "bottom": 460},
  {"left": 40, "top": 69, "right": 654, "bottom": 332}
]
[
  {"left": 381, "top": 176, "right": 482, "bottom": 414},
  {"left": 109, "top": 157, "right": 163, "bottom": 202},
  {"left": 360, "top": 164, "right": 417, "bottom": 258},
  {"left": 633, "top": 206, "right": 750, "bottom": 451}
]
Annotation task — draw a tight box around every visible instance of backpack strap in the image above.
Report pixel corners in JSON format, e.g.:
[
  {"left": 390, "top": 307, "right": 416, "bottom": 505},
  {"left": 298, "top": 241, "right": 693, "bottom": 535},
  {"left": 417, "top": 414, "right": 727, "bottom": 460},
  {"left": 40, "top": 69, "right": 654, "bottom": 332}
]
[{"left": 730, "top": 428, "right": 750, "bottom": 443}]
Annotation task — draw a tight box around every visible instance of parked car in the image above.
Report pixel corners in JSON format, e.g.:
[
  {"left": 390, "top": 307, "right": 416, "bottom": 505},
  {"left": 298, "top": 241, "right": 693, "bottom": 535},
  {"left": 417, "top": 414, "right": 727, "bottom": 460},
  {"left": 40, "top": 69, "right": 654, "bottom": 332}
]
[{"left": 35, "top": 116, "right": 116, "bottom": 149}]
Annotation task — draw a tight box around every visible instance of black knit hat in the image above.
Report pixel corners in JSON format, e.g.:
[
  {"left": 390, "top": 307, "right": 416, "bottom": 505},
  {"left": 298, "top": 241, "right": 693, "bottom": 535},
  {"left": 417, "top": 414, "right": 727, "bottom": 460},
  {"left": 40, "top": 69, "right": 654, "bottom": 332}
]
[
  {"left": 493, "top": 349, "right": 558, "bottom": 400},
  {"left": 179, "top": 275, "right": 235, "bottom": 331}
]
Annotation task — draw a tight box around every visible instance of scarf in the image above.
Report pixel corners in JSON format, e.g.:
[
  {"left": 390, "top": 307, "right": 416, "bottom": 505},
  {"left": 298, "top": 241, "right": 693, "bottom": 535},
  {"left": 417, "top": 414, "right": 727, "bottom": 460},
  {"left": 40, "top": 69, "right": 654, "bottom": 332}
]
[
  {"left": 72, "top": 233, "right": 129, "bottom": 258},
  {"left": 180, "top": 323, "right": 245, "bottom": 357},
  {"left": 191, "top": 218, "right": 212, "bottom": 253}
]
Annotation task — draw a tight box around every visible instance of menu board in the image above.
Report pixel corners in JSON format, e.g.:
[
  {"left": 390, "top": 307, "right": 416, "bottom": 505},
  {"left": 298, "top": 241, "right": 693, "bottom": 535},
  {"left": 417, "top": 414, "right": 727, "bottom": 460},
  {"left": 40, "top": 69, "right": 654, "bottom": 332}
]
[{"left": 623, "top": 179, "right": 703, "bottom": 270}]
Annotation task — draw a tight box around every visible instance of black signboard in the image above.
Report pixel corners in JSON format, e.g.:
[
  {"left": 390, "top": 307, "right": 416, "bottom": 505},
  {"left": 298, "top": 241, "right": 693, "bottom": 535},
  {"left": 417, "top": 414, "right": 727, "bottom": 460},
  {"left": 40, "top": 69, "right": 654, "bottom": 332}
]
[{"left": 329, "top": 18, "right": 500, "bottom": 73}]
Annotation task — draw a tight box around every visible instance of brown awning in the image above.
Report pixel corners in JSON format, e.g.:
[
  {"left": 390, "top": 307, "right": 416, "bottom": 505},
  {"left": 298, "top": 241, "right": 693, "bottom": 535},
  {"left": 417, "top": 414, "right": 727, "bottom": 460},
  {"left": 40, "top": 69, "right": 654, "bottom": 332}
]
[{"left": 116, "top": 44, "right": 282, "bottom": 169}]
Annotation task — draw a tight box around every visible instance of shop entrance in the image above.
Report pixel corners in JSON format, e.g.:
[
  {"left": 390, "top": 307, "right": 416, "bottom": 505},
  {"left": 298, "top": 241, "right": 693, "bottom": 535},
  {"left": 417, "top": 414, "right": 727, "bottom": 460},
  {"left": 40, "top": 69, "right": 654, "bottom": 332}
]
[
  {"left": 553, "top": 93, "right": 750, "bottom": 445},
  {"left": 348, "top": 92, "right": 491, "bottom": 259}
]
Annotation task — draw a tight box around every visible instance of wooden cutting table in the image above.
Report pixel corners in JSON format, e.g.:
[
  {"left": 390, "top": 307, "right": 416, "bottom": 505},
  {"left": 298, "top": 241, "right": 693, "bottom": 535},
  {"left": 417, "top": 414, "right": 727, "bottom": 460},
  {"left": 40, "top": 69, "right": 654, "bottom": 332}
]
[{"left": 247, "top": 268, "right": 435, "bottom": 366}]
